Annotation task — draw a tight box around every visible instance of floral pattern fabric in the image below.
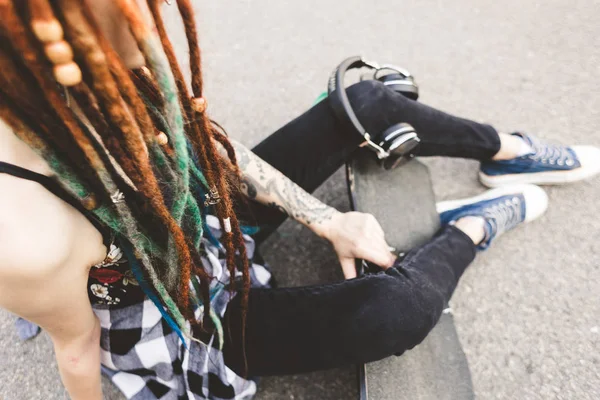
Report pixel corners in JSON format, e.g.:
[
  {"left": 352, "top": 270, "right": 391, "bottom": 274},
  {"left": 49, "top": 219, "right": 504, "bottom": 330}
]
[{"left": 88, "top": 243, "right": 144, "bottom": 307}]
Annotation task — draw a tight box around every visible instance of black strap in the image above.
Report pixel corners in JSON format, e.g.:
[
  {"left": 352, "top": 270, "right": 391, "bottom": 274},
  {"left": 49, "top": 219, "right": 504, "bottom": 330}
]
[
  {"left": 0, "top": 161, "right": 111, "bottom": 245},
  {"left": 327, "top": 56, "right": 372, "bottom": 139}
]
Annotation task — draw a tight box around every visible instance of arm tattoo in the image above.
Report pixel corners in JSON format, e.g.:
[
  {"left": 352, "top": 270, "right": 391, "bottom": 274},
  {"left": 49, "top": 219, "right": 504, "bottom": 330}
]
[{"left": 229, "top": 140, "right": 336, "bottom": 225}]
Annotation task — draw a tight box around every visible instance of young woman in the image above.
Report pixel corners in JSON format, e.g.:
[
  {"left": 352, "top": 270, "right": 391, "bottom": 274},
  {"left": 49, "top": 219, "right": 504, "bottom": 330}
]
[{"left": 1, "top": 1, "right": 598, "bottom": 399}]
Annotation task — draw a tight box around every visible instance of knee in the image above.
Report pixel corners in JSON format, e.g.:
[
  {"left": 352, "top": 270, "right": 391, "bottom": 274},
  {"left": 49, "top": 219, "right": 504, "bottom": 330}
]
[
  {"left": 357, "top": 272, "right": 445, "bottom": 358},
  {"left": 341, "top": 80, "right": 410, "bottom": 133},
  {"left": 345, "top": 79, "right": 391, "bottom": 109}
]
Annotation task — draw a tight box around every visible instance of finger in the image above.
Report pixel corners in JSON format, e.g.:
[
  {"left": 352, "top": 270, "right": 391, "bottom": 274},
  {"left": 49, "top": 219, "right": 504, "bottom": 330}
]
[
  {"left": 356, "top": 241, "right": 396, "bottom": 269},
  {"left": 379, "top": 239, "right": 397, "bottom": 267},
  {"left": 339, "top": 257, "right": 358, "bottom": 280}
]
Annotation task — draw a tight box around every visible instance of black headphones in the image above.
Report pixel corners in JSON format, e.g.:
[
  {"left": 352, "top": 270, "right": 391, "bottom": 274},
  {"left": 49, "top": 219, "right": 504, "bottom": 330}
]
[{"left": 327, "top": 56, "right": 421, "bottom": 169}]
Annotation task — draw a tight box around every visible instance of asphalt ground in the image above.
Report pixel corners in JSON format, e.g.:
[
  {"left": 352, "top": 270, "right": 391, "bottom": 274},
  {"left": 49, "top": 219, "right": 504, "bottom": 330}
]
[{"left": 1, "top": 1, "right": 599, "bottom": 399}]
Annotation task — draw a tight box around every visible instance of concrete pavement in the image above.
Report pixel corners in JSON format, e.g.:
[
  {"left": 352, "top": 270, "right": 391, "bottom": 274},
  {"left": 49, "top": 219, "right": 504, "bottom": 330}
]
[{"left": 1, "top": 0, "right": 599, "bottom": 398}]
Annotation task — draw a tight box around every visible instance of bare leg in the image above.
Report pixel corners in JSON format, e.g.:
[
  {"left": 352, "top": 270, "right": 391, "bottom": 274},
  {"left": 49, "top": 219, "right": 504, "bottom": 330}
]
[
  {"left": 454, "top": 216, "right": 486, "bottom": 244},
  {"left": 492, "top": 133, "right": 530, "bottom": 160}
]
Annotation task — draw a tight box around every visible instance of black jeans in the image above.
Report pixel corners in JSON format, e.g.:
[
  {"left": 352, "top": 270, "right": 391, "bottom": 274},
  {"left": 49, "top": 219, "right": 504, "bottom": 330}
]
[{"left": 223, "top": 80, "right": 500, "bottom": 376}]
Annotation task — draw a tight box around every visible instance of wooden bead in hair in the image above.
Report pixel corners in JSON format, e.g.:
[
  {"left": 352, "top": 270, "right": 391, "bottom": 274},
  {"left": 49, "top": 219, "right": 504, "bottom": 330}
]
[
  {"left": 190, "top": 97, "right": 207, "bottom": 113},
  {"left": 156, "top": 131, "right": 169, "bottom": 145},
  {"left": 53, "top": 62, "right": 83, "bottom": 86},
  {"left": 44, "top": 41, "right": 74, "bottom": 64},
  {"left": 140, "top": 66, "right": 152, "bottom": 78},
  {"left": 31, "top": 19, "right": 64, "bottom": 43},
  {"left": 28, "top": 0, "right": 63, "bottom": 41},
  {"left": 81, "top": 194, "right": 98, "bottom": 211}
]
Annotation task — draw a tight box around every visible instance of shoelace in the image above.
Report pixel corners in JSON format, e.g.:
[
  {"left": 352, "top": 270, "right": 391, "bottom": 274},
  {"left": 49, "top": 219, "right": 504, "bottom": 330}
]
[
  {"left": 483, "top": 196, "right": 523, "bottom": 238},
  {"left": 527, "top": 135, "right": 575, "bottom": 166}
]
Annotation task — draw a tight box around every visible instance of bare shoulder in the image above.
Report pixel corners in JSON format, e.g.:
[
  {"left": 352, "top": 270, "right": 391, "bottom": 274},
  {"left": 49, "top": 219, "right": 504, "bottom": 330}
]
[
  {"left": 0, "top": 173, "right": 78, "bottom": 276},
  {"left": 0, "top": 121, "right": 105, "bottom": 338},
  {"left": 0, "top": 120, "right": 76, "bottom": 270},
  {"left": 0, "top": 174, "right": 106, "bottom": 319}
]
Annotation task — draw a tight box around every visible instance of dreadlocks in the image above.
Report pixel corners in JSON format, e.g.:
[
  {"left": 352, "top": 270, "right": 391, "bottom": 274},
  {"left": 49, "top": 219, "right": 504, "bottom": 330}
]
[{"left": 0, "top": 0, "right": 251, "bottom": 356}]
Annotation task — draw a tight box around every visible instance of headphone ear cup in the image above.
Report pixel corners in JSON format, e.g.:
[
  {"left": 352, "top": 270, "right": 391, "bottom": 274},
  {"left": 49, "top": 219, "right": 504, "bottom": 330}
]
[
  {"left": 378, "top": 73, "right": 419, "bottom": 101},
  {"left": 376, "top": 123, "right": 421, "bottom": 169},
  {"left": 376, "top": 123, "right": 418, "bottom": 152}
]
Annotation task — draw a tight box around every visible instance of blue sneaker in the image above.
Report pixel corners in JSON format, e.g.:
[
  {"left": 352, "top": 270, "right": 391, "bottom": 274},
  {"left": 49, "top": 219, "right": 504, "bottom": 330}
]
[
  {"left": 437, "top": 185, "right": 548, "bottom": 250},
  {"left": 480, "top": 133, "right": 600, "bottom": 187}
]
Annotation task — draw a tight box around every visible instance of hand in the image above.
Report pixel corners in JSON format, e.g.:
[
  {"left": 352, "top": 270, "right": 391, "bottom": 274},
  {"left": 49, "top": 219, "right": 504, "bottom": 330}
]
[{"left": 319, "top": 211, "right": 396, "bottom": 279}]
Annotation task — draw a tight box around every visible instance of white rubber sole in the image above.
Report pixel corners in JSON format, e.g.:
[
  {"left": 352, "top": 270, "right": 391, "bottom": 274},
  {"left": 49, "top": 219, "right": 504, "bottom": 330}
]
[
  {"left": 436, "top": 184, "right": 548, "bottom": 222},
  {"left": 480, "top": 145, "right": 600, "bottom": 187}
]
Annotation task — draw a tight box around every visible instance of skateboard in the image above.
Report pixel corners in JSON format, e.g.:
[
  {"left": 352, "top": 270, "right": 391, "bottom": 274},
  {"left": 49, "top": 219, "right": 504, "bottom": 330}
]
[{"left": 346, "top": 149, "right": 475, "bottom": 400}]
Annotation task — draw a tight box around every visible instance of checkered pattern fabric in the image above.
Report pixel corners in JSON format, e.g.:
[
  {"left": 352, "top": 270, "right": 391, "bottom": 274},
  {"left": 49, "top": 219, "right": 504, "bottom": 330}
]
[{"left": 95, "top": 216, "right": 271, "bottom": 399}]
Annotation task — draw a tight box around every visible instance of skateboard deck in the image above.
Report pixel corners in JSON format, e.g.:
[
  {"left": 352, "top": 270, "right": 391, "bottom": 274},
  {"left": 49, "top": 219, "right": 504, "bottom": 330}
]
[{"left": 347, "top": 150, "right": 475, "bottom": 400}]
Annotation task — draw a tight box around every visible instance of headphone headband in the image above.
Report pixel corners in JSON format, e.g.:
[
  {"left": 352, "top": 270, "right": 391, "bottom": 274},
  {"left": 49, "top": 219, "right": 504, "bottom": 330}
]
[
  {"left": 328, "top": 56, "right": 391, "bottom": 158},
  {"left": 327, "top": 56, "right": 420, "bottom": 166},
  {"left": 327, "top": 56, "right": 380, "bottom": 94}
]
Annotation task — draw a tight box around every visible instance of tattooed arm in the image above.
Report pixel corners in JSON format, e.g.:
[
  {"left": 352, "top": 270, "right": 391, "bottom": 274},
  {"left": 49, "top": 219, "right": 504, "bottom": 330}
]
[
  {"left": 228, "top": 138, "right": 337, "bottom": 235},
  {"left": 215, "top": 138, "right": 396, "bottom": 279}
]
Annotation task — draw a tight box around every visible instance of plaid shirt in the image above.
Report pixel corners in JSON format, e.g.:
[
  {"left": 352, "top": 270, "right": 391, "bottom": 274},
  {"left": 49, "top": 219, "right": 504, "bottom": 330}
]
[{"left": 95, "top": 216, "right": 271, "bottom": 399}]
